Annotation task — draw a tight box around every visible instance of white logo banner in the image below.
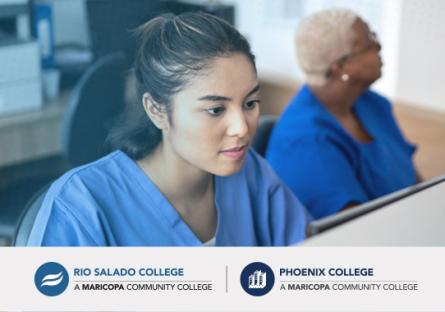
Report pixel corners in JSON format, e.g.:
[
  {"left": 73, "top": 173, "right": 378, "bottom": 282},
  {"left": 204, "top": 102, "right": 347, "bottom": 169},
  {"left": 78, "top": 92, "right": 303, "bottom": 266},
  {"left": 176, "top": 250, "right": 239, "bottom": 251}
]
[{"left": 1, "top": 247, "right": 444, "bottom": 311}]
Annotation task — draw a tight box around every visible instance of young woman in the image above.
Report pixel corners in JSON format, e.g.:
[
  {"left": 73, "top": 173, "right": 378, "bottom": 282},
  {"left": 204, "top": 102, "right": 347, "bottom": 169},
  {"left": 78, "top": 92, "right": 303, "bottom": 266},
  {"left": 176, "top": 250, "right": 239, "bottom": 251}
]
[{"left": 27, "top": 12, "right": 309, "bottom": 246}]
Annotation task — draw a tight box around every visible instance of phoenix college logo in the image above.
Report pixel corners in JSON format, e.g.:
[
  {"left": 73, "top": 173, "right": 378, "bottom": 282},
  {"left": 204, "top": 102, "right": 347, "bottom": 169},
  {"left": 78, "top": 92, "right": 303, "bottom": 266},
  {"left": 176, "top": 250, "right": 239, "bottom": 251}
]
[
  {"left": 240, "top": 262, "right": 274, "bottom": 296},
  {"left": 34, "top": 262, "right": 69, "bottom": 296},
  {"left": 249, "top": 270, "right": 267, "bottom": 289}
]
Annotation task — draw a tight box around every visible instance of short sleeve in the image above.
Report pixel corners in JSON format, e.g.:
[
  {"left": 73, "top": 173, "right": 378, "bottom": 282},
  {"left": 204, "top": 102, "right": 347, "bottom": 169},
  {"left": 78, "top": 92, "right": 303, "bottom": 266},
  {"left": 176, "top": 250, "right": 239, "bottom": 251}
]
[
  {"left": 268, "top": 136, "right": 369, "bottom": 219},
  {"left": 27, "top": 199, "right": 100, "bottom": 246}
]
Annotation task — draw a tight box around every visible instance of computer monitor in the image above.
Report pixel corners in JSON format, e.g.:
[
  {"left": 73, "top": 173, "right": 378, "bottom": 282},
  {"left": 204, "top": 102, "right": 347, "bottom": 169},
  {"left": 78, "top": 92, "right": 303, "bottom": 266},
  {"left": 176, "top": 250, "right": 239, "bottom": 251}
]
[{"left": 306, "top": 174, "right": 445, "bottom": 237}]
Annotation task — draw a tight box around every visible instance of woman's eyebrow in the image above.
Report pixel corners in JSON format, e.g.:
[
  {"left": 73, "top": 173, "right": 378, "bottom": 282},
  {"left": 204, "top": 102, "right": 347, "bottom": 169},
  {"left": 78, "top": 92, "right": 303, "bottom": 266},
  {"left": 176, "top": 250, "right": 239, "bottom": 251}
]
[
  {"left": 198, "top": 95, "right": 231, "bottom": 102},
  {"left": 197, "top": 84, "right": 260, "bottom": 102},
  {"left": 244, "top": 84, "right": 260, "bottom": 100}
]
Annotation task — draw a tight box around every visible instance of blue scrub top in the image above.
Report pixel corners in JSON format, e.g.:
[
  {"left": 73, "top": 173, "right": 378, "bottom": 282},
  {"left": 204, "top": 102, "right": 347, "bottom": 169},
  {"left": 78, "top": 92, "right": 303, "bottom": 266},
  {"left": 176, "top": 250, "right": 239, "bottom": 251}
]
[
  {"left": 266, "top": 85, "right": 417, "bottom": 219},
  {"left": 27, "top": 149, "right": 310, "bottom": 246}
]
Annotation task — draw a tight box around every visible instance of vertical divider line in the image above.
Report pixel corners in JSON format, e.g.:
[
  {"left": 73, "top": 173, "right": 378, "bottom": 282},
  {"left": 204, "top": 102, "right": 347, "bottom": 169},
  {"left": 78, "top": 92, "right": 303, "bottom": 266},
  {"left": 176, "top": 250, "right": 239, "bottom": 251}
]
[{"left": 225, "top": 266, "right": 228, "bottom": 293}]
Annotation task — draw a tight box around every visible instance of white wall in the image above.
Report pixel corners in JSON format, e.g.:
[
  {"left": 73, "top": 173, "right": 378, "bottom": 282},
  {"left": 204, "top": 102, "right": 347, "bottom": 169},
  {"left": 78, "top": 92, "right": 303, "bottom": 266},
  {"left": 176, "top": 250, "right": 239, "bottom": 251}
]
[
  {"left": 228, "top": 0, "right": 400, "bottom": 96},
  {"left": 50, "top": 0, "right": 445, "bottom": 113},
  {"left": 228, "top": 0, "right": 445, "bottom": 113},
  {"left": 396, "top": 0, "right": 445, "bottom": 112}
]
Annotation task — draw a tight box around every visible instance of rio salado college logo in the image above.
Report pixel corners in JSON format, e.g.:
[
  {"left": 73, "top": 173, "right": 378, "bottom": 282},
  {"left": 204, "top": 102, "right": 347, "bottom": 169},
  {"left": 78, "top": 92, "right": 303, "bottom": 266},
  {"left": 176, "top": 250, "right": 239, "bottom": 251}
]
[
  {"left": 34, "top": 262, "right": 69, "bottom": 296},
  {"left": 240, "top": 262, "right": 275, "bottom": 296}
]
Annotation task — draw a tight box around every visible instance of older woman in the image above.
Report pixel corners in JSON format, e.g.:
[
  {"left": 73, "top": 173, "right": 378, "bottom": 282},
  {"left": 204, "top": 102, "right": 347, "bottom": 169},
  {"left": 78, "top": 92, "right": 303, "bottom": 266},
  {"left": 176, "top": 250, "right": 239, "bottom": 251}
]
[{"left": 266, "top": 9, "right": 418, "bottom": 219}]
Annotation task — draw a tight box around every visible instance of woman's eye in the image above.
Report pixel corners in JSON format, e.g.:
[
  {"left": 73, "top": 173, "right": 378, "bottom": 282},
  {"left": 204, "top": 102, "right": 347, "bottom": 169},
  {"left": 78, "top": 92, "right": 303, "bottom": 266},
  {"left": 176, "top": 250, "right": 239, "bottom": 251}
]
[
  {"left": 244, "top": 100, "right": 260, "bottom": 110},
  {"left": 206, "top": 106, "right": 225, "bottom": 116}
]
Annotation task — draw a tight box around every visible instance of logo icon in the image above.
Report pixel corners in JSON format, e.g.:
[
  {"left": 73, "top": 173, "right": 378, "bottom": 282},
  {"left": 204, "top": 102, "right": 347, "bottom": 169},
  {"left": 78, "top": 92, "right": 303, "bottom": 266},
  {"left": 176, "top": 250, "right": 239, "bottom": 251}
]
[
  {"left": 248, "top": 270, "right": 267, "bottom": 289},
  {"left": 240, "top": 262, "right": 274, "bottom": 296},
  {"left": 34, "top": 262, "right": 69, "bottom": 296}
]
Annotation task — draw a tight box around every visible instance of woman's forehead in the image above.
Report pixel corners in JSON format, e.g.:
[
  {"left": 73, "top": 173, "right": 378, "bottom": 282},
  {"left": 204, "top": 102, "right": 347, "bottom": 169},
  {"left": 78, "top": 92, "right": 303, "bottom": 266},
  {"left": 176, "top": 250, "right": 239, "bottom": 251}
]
[
  {"left": 185, "top": 54, "right": 258, "bottom": 96},
  {"left": 207, "top": 54, "right": 256, "bottom": 76}
]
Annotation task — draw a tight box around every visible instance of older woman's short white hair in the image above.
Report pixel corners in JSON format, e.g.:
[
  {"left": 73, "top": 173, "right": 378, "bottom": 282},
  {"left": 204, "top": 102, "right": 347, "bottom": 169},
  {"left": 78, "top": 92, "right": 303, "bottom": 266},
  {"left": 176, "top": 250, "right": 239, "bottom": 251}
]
[{"left": 296, "top": 8, "right": 358, "bottom": 86}]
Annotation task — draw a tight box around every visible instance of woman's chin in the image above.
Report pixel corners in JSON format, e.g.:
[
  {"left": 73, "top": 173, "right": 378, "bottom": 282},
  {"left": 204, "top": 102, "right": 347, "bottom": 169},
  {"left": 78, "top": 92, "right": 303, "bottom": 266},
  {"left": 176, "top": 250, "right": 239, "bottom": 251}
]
[{"left": 211, "top": 161, "right": 245, "bottom": 177}]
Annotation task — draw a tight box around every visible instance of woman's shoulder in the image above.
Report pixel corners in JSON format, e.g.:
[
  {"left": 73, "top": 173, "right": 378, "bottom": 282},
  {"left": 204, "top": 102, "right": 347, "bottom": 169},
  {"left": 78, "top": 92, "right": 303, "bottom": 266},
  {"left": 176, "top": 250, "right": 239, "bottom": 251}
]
[
  {"left": 272, "top": 86, "right": 340, "bottom": 141},
  {"left": 28, "top": 151, "right": 131, "bottom": 246},
  {"left": 282, "top": 85, "right": 321, "bottom": 119},
  {"left": 46, "top": 150, "right": 131, "bottom": 205},
  {"left": 268, "top": 121, "right": 353, "bottom": 160}
]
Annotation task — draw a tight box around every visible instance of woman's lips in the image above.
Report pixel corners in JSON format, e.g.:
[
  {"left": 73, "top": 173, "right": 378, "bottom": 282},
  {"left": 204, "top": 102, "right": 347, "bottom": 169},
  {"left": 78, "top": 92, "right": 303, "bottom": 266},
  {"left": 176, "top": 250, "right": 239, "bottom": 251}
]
[{"left": 221, "top": 145, "right": 247, "bottom": 160}]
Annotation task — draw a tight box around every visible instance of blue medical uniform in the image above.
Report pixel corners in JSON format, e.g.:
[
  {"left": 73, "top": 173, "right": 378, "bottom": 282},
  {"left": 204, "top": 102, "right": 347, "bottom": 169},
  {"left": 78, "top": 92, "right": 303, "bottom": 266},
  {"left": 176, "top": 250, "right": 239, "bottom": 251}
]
[
  {"left": 266, "top": 85, "right": 417, "bottom": 219},
  {"left": 27, "top": 149, "right": 310, "bottom": 246}
]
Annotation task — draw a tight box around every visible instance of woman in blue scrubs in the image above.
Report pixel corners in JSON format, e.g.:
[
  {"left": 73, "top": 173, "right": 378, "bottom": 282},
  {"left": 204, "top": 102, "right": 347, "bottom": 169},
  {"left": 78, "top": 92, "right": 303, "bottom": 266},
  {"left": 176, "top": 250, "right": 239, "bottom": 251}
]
[
  {"left": 27, "top": 12, "right": 310, "bottom": 246},
  {"left": 266, "top": 9, "right": 419, "bottom": 220}
]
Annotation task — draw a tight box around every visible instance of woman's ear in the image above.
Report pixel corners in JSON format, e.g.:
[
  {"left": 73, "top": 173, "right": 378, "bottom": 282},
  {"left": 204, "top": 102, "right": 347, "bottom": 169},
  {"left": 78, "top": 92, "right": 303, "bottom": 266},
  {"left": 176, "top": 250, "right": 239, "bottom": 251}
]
[
  {"left": 327, "top": 62, "right": 342, "bottom": 80},
  {"left": 142, "top": 93, "right": 169, "bottom": 131}
]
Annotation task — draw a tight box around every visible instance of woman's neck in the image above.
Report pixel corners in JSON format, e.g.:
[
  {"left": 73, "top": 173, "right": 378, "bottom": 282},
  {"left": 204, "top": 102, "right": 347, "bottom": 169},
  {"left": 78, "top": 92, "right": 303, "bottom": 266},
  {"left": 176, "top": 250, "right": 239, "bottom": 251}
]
[
  {"left": 310, "top": 81, "right": 365, "bottom": 117},
  {"left": 138, "top": 142, "right": 213, "bottom": 205},
  {"left": 137, "top": 141, "right": 217, "bottom": 242}
]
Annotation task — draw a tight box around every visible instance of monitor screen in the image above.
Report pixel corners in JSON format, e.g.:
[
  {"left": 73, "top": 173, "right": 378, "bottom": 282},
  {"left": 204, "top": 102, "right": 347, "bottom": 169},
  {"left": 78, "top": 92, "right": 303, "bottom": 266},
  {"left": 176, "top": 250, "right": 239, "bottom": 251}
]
[{"left": 306, "top": 174, "right": 445, "bottom": 238}]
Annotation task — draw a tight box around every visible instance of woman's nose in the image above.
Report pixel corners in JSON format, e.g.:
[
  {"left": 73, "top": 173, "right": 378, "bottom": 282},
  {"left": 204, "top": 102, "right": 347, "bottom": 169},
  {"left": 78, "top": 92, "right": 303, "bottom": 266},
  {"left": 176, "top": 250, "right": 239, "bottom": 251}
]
[{"left": 226, "top": 110, "right": 249, "bottom": 138}]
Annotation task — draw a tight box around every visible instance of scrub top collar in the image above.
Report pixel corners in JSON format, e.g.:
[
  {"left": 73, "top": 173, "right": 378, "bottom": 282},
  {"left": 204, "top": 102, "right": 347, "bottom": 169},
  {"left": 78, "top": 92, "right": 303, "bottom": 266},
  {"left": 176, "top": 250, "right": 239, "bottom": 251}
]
[{"left": 118, "top": 151, "right": 223, "bottom": 246}]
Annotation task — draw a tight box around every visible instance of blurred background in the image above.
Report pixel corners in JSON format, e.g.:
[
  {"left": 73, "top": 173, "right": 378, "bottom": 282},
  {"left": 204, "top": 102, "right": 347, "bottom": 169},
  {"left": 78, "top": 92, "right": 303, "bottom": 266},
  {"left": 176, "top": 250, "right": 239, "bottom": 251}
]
[{"left": 1, "top": 0, "right": 444, "bottom": 245}]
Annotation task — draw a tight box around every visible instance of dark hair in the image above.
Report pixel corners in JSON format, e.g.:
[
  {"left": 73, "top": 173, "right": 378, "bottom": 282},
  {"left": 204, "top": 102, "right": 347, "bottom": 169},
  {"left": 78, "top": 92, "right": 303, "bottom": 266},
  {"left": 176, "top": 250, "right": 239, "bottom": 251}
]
[{"left": 107, "top": 12, "right": 256, "bottom": 160}]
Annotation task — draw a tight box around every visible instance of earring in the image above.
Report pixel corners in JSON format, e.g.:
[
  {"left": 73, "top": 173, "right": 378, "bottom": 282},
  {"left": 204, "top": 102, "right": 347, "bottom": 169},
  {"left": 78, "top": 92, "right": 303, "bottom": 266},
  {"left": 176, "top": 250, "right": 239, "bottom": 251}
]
[{"left": 341, "top": 73, "right": 349, "bottom": 82}]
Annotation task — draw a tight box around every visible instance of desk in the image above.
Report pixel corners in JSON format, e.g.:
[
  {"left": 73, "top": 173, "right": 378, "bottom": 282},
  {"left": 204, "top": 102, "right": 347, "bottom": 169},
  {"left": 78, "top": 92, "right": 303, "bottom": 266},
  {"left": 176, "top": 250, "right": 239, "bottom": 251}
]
[
  {"left": 301, "top": 179, "right": 445, "bottom": 246},
  {"left": 0, "top": 91, "right": 70, "bottom": 168}
]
